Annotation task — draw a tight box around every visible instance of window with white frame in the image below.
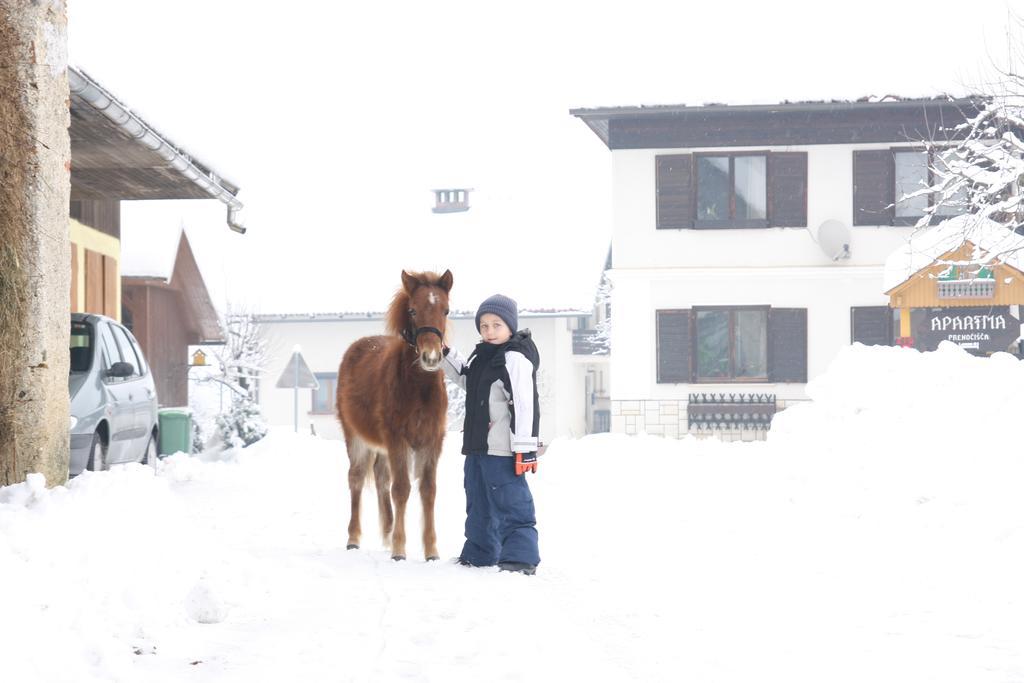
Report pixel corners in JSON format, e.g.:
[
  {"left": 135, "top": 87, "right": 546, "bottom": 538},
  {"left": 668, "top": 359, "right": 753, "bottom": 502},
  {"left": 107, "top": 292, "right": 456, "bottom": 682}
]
[{"left": 311, "top": 372, "right": 338, "bottom": 415}]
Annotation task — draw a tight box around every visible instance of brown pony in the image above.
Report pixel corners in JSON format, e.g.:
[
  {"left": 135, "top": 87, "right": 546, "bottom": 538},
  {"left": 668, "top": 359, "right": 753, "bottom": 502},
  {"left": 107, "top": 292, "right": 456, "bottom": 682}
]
[{"left": 336, "top": 269, "right": 452, "bottom": 561}]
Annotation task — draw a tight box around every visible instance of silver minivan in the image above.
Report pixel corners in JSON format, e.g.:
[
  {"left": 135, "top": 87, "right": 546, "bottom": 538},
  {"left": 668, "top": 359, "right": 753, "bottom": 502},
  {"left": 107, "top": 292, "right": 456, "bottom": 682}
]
[{"left": 69, "top": 313, "right": 159, "bottom": 475}]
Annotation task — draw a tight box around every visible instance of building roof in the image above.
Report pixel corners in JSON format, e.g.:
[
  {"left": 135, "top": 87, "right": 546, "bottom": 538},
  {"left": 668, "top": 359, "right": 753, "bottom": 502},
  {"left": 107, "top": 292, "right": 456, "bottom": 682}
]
[
  {"left": 883, "top": 215, "right": 1024, "bottom": 293},
  {"left": 242, "top": 184, "right": 607, "bottom": 314},
  {"left": 252, "top": 309, "right": 590, "bottom": 324},
  {"left": 122, "top": 226, "right": 224, "bottom": 343},
  {"left": 120, "top": 222, "right": 182, "bottom": 281},
  {"left": 570, "top": 96, "right": 985, "bottom": 149},
  {"left": 69, "top": 67, "right": 245, "bottom": 232}
]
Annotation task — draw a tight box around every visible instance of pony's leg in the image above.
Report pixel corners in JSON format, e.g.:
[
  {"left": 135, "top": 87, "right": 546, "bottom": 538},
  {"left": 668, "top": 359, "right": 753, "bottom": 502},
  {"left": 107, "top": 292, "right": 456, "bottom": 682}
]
[
  {"left": 372, "top": 450, "right": 394, "bottom": 548},
  {"left": 417, "top": 450, "right": 440, "bottom": 561},
  {"left": 387, "top": 445, "right": 412, "bottom": 561},
  {"left": 345, "top": 437, "right": 371, "bottom": 550}
]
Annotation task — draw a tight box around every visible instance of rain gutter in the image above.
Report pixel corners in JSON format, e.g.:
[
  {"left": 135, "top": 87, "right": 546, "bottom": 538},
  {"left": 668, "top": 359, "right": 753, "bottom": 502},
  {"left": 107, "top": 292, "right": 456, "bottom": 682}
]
[{"left": 68, "top": 67, "right": 246, "bottom": 234}]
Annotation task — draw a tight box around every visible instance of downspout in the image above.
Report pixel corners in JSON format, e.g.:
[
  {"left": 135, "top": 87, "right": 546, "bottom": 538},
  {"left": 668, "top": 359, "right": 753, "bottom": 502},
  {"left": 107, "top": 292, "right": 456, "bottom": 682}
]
[
  {"left": 227, "top": 205, "right": 246, "bottom": 234},
  {"left": 68, "top": 67, "right": 246, "bottom": 234}
]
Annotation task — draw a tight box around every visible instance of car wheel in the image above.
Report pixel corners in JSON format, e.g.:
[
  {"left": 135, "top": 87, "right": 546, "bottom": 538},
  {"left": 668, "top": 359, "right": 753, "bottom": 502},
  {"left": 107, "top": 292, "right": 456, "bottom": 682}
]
[
  {"left": 86, "top": 431, "right": 106, "bottom": 472},
  {"left": 143, "top": 434, "right": 158, "bottom": 467}
]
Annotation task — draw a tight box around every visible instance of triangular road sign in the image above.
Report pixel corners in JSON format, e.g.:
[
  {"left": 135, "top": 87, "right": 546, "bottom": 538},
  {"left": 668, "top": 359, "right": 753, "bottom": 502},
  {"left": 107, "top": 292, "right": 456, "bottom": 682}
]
[{"left": 276, "top": 351, "right": 320, "bottom": 389}]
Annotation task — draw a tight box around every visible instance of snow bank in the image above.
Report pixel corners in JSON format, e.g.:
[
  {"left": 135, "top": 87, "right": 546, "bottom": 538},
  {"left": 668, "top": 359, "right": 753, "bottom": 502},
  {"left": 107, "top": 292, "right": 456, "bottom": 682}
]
[
  {"left": 2, "top": 344, "right": 1023, "bottom": 681},
  {"left": 0, "top": 465, "right": 212, "bottom": 682}
]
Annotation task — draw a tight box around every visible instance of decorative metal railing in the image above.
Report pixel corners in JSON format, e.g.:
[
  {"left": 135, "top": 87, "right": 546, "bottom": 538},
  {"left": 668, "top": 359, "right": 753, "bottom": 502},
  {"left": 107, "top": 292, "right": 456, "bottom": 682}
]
[
  {"left": 686, "top": 393, "right": 777, "bottom": 431},
  {"left": 937, "top": 279, "right": 995, "bottom": 299}
]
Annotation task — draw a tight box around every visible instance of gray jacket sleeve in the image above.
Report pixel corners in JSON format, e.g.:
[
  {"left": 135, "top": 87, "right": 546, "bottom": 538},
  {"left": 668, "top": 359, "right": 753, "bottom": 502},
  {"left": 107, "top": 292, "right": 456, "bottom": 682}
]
[
  {"left": 442, "top": 347, "right": 467, "bottom": 390},
  {"left": 505, "top": 350, "right": 538, "bottom": 453}
]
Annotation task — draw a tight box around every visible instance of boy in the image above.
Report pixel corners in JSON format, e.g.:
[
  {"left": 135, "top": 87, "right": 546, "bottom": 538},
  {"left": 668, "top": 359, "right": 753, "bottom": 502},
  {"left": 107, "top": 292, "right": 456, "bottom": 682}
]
[{"left": 442, "top": 294, "right": 541, "bottom": 575}]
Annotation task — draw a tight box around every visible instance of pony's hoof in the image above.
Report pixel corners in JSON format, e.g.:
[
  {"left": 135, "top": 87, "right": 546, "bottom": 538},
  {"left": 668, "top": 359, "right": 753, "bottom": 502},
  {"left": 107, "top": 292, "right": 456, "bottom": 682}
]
[
  {"left": 426, "top": 555, "right": 440, "bottom": 562},
  {"left": 346, "top": 544, "right": 359, "bottom": 550},
  {"left": 392, "top": 554, "right": 406, "bottom": 562}
]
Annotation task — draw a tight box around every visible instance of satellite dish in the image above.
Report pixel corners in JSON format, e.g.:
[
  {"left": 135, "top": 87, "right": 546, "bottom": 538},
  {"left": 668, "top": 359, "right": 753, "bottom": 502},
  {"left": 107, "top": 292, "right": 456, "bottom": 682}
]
[{"left": 816, "top": 219, "right": 851, "bottom": 261}]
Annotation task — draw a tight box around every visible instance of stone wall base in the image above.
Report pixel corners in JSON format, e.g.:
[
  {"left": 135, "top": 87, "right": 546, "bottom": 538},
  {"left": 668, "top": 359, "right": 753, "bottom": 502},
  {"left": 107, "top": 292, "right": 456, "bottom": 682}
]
[{"left": 610, "top": 398, "right": 809, "bottom": 443}]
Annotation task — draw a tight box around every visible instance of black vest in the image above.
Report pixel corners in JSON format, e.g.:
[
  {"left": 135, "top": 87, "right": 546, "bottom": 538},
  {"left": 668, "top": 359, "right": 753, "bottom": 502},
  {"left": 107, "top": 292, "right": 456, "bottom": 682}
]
[{"left": 462, "top": 330, "right": 541, "bottom": 455}]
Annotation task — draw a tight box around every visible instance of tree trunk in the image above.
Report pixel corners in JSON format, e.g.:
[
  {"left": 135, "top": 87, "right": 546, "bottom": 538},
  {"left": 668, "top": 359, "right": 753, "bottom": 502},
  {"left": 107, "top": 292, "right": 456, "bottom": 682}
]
[{"left": 0, "top": 1, "right": 71, "bottom": 486}]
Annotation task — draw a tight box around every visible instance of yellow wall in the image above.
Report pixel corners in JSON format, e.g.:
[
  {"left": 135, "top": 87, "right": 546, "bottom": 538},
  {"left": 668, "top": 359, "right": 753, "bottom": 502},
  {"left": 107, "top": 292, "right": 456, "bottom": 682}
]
[
  {"left": 69, "top": 218, "right": 120, "bottom": 321},
  {"left": 888, "top": 243, "right": 1024, "bottom": 308}
]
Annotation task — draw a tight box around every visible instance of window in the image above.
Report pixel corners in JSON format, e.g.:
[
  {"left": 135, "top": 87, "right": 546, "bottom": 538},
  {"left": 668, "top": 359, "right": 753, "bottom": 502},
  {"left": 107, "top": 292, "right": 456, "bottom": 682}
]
[
  {"left": 110, "top": 325, "right": 142, "bottom": 378},
  {"left": 894, "top": 149, "right": 967, "bottom": 221},
  {"left": 97, "top": 322, "right": 123, "bottom": 382},
  {"left": 657, "top": 307, "right": 807, "bottom": 384},
  {"left": 850, "top": 306, "right": 897, "bottom": 346},
  {"left": 70, "top": 321, "right": 93, "bottom": 373},
  {"left": 696, "top": 155, "right": 768, "bottom": 228},
  {"left": 311, "top": 372, "right": 338, "bottom": 414},
  {"left": 121, "top": 325, "right": 148, "bottom": 375},
  {"left": 657, "top": 152, "right": 806, "bottom": 229},
  {"left": 854, "top": 148, "right": 967, "bottom": 226},
  {"left": 695, "top": 308, "right": 768, "bottom": 381}
]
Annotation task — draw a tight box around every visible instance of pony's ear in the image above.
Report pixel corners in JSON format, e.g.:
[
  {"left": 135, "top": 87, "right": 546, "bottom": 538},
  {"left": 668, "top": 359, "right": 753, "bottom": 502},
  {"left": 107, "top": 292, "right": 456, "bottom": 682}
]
[
  {"left": 438, "top": 269, "right": 453, "bottom": 293},
  {"left": 401, "top": 270, "right": 420, "bottom": 294}
]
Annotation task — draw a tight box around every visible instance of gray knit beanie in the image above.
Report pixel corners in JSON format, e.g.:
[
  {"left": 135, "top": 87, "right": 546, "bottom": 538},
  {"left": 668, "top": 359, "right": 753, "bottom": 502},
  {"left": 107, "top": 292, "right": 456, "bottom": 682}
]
[{"left": 475, "top": 294, "right": 518, "bottom": 333}]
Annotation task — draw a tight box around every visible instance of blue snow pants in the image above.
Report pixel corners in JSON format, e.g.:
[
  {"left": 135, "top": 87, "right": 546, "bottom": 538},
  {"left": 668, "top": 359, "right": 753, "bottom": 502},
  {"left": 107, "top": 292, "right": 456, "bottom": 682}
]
[{"left": 460, "top": 453, "right": 540, "bottom": 567}]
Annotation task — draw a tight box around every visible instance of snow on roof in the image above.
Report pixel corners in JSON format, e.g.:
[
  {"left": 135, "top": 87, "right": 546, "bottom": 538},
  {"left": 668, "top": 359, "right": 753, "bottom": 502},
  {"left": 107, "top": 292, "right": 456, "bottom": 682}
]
[
  {"left": 277, "top": 186, "right": 608, "bottom": 314},
  {"left": 253, "top": 308, "right": 589, "bottom": 323},
  {"left": 571, "top": 94, "right": 978, "bottom": 116},
  {"left": 120, "top": 222, "right": 183, "bottom": 281},
  {"left": 883, "top": 215, "right": 1024, "bottom": 292}
]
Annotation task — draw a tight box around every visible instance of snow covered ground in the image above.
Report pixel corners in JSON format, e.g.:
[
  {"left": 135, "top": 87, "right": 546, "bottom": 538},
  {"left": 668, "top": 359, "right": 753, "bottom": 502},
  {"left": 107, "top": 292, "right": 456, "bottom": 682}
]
[{"left": 2, "top": 343, "right": 1023, "bottom": 682}]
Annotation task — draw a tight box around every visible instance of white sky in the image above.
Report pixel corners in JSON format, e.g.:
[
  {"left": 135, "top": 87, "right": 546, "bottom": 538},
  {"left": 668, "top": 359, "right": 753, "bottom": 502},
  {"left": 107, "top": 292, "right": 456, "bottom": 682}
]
[{"left": 67, "top": 0, "right": 1019, "bottom": 313}]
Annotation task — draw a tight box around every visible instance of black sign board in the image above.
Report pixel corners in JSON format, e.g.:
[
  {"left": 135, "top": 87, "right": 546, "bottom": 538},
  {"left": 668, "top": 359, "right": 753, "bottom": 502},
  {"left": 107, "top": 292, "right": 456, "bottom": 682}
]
[{"left": 914, "top": 306, "right": 1021, "bottom": 353}]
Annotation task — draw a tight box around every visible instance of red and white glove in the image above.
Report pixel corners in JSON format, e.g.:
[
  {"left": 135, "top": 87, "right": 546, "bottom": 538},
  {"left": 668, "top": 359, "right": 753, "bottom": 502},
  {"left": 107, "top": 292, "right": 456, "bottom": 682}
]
[{"left": 515, "top": 452, "right": 537, "bottom": 476}]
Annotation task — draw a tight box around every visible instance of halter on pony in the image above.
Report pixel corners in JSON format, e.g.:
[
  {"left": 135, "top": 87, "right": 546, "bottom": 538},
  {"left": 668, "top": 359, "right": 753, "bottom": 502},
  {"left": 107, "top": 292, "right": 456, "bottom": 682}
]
[{"left": 401, "top": 324, "right": 444, "bottom": 349}]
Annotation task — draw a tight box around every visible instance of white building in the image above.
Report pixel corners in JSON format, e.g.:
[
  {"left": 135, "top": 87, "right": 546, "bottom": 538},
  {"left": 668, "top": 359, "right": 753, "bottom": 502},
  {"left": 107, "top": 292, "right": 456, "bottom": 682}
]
[
  {"left": 254, "top": 309, "right": 601, "bottom": 445},
  {"left": 571, "top": 97, "right": 982, "bottom": 439}
]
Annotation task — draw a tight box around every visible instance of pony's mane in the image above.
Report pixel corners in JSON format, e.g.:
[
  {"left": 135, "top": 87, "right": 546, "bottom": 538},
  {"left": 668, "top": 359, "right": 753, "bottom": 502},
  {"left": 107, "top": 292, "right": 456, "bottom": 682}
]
[{"left": 385, "top": 271, "right": 446, "bottom": 336}]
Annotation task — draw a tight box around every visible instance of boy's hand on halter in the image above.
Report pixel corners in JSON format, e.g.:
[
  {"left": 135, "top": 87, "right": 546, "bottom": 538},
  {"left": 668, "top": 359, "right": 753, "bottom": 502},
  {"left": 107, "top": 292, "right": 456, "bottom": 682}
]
[{"left": 515, "top": 452, "right": 537, "bottom": 476}]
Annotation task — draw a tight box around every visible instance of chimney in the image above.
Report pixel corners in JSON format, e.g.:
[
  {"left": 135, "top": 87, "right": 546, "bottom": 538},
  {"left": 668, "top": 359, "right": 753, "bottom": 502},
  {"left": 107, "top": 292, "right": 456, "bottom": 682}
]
[{"left": 432, "top": 188, "right": 471, "bottom": 213}]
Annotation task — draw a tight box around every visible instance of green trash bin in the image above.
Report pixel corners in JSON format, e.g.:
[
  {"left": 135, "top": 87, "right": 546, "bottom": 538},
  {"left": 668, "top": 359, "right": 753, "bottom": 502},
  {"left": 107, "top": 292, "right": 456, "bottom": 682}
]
[{"left": 158, "top": 408, "right": 193, "bottom": 456}]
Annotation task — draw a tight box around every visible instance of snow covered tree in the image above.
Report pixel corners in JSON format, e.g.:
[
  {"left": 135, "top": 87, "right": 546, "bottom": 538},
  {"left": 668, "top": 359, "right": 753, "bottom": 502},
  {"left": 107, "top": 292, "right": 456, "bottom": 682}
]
[
  {"left": 915, "top": 21, "right": 1024, "bottom": 265},
  {"left": 916, "top": 96, "right": 1023, "bottom": 232},
  {"left": 591, "top": 271, "right": 613, "bottom": 354},
  {"left": 445, "top": 379, "right": 465, "bottom": 432},
  {"left": 200, "top": 308, "right": 269, "bottom": 449}
]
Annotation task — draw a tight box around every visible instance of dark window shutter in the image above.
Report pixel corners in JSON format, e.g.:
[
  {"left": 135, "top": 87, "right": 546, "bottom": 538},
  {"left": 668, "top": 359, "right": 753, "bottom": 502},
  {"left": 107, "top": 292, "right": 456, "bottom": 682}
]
[
  {"left": 656, "top": 155, "right": 694, "bottom": 229},
  {"left": 657, "top": 309, "right": 692, "bottom": 383},
  {"left": 853, "top": 150, "right": 894, "bottom": 226},
  {"left": 768, "top": 308, "right": 807, "bottom": 383},
  {"left": 850, "top": 306, "right": 893, "bottom": 346},
  {"left": 768, "top": 152, "right": 807, "bottom": 227}
]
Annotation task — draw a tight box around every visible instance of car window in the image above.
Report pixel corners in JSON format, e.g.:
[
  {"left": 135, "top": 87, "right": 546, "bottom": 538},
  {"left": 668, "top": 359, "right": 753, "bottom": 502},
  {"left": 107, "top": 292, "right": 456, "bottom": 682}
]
[
  {"left": 97, "top": 322, "right": 123, "bottom": 376},
  {"left": 110, "top": 325, "right": 141, "bottom": 378},
  {"left": 70, "top": 321, "right": 93, "bottom": 373},
  {"left": 122, "top": 327, "right": 149, "bottom": 375}
]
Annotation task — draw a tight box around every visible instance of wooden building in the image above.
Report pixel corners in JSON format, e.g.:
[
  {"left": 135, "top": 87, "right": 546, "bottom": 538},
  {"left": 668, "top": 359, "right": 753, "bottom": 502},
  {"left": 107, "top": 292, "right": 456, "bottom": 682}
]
[
  {"left": 883, "top": 216, "right": 1024, "bottom": 354},
  {"left": 68, "top": 67, "right": 241, "bottom": 405},
  {"left": 122, "top": 230, "right": 224, "bottom": 407}
]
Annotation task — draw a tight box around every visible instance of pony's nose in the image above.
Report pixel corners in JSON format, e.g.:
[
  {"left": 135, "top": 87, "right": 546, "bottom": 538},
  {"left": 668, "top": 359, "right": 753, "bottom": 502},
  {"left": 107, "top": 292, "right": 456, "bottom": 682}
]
[{"left": 421, "top": 349, "right": 441, "bottom": 368}]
